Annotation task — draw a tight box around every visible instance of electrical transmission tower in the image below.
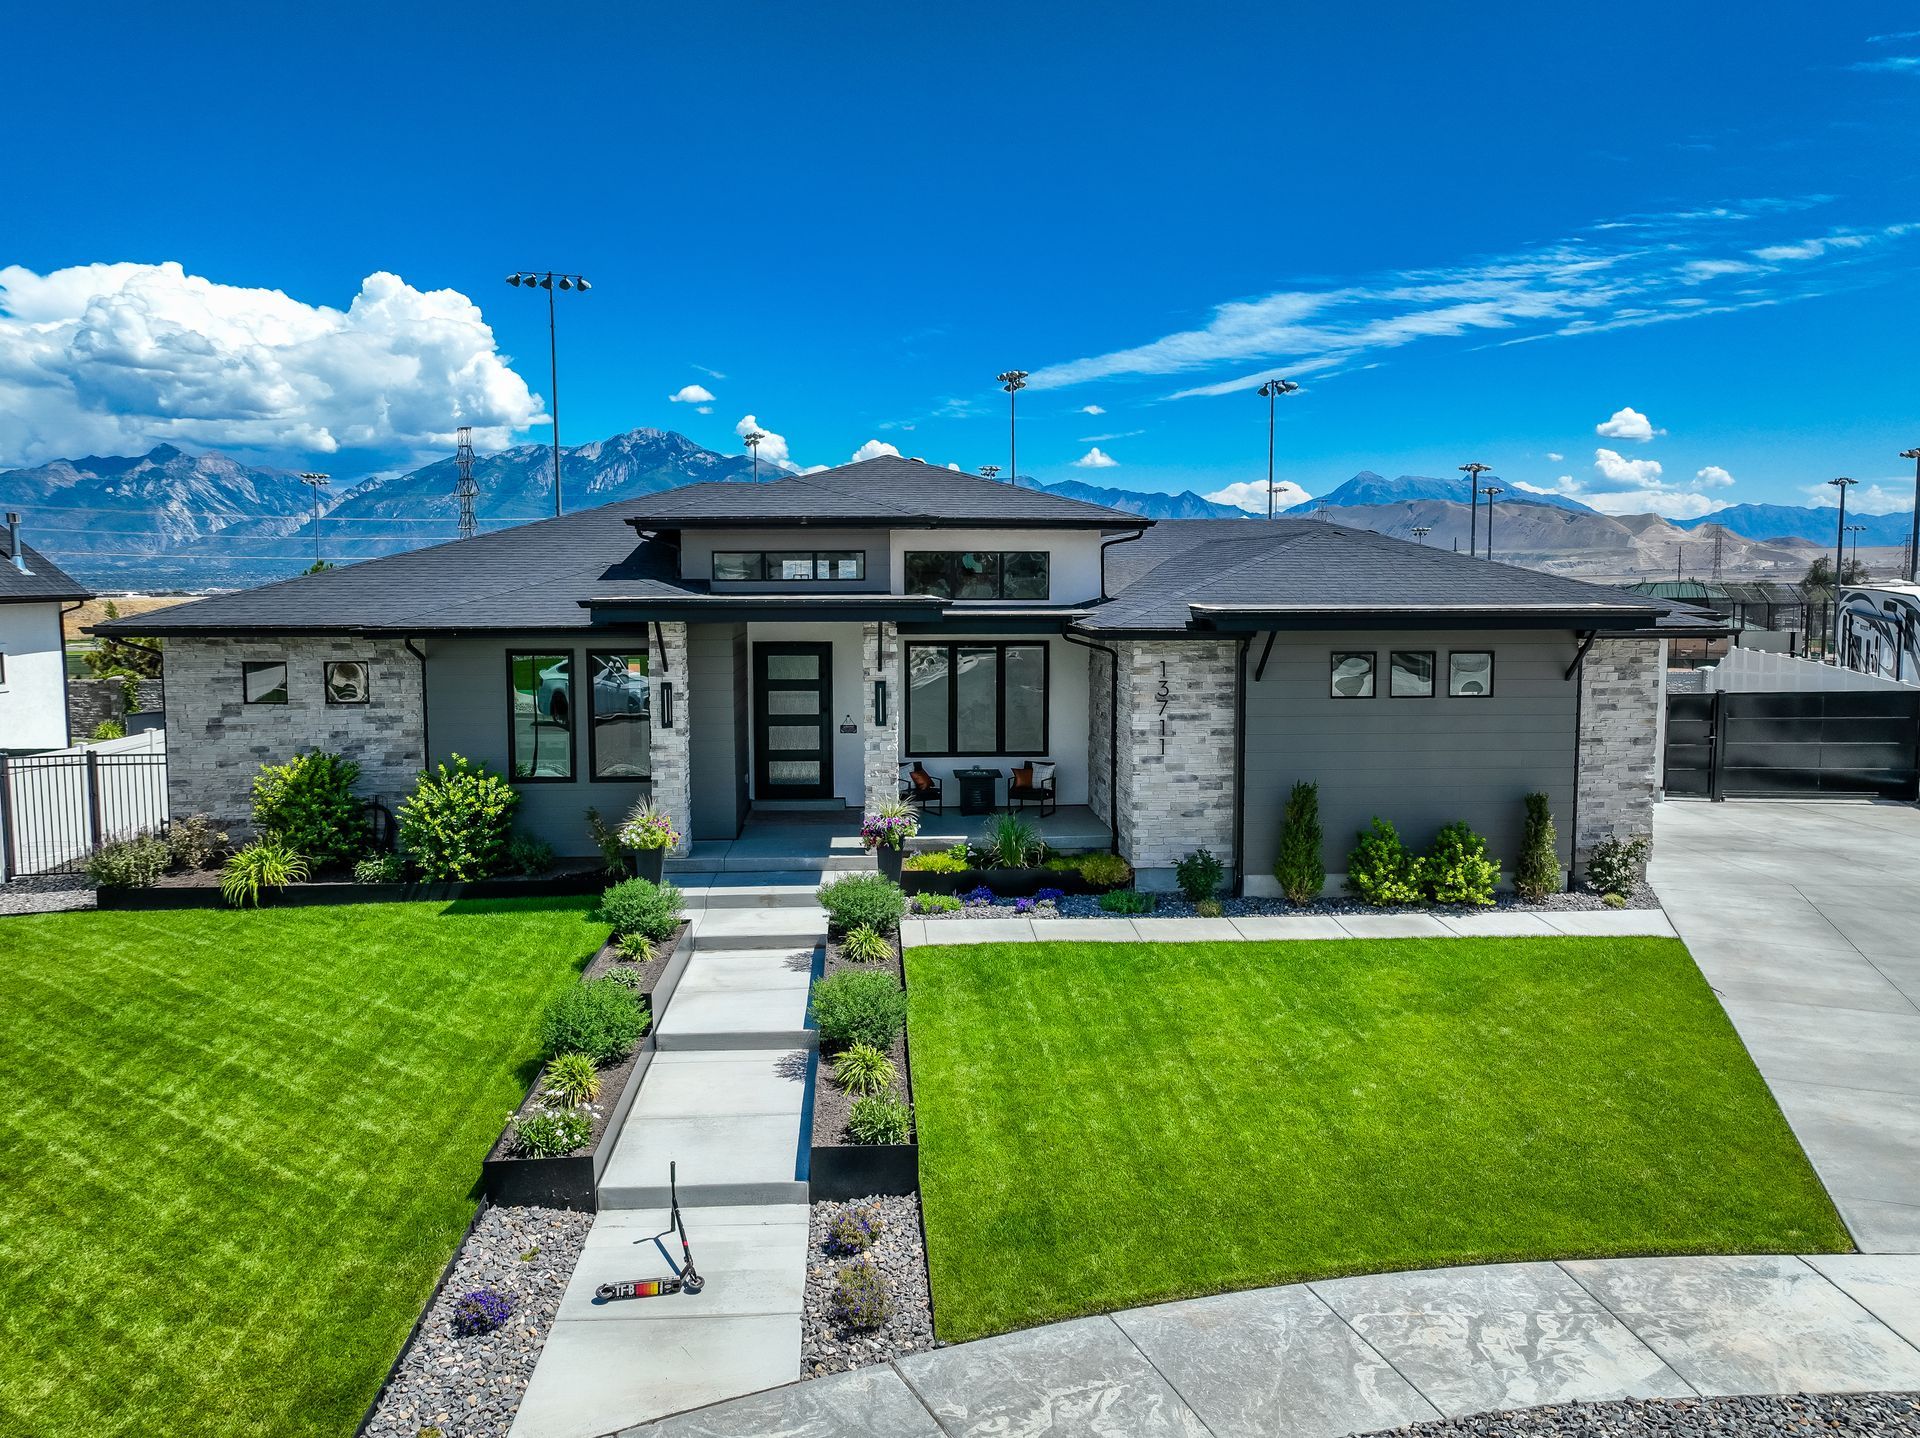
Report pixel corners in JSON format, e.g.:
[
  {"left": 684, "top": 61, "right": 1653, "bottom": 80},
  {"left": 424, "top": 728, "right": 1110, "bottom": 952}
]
[
  {"left": 455, "top": 426, "right": 478, "bottom": 540},
  {"left": 1710, "top": 525, "right": 1724, "bottom": 582}
]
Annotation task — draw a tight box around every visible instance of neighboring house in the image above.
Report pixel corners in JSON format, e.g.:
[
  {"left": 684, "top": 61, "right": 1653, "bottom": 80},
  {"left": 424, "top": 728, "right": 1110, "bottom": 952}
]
[
  {"left": 0, "top": 513, "right": 92, "bottom": 753},
  {"left": 98, "top": 456, "right": 1677, "bottom": 889}
]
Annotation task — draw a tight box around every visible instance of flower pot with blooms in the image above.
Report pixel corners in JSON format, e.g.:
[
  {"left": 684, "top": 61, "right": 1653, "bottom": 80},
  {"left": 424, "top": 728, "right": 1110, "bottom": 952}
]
[
  {"left": 860, "top": 801, "right": 919, "bottom": 883},
  {"left": 619, "top": 801, "right": 682, "bottom": 882}
]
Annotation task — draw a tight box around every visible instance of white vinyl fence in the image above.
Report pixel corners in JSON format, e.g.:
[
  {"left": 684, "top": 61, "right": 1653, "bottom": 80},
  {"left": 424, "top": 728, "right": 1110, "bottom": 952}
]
[
  {"left": 1700, "top": 646, "right": 1913, "bottom": 695},
  {"left": 0, "top": 729, "right": 169, "bottom": 880}
]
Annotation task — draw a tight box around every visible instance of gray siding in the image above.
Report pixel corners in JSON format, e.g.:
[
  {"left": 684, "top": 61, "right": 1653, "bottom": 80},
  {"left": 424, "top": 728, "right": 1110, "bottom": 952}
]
[
  {"left": 1242, "top": 628, "right": 1580, "bottom": 888},
  {"left": 689, "top": 622, "right": 749, "bottom": 840}
]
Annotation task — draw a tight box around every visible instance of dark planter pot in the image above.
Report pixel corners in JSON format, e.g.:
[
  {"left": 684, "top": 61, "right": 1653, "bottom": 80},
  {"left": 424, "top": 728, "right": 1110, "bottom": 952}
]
[
  {"left": 875, "top": 846, "right": 904, "bottom": 884},
  {"left": 902, "top": 866, "right": 1115, "bottom": 898},
  {"left": 808, "top": 1141, "right": 920, "bottom": 1201},
  {"left": 629, "top": 847, "right": 666, "bottom": 883}
]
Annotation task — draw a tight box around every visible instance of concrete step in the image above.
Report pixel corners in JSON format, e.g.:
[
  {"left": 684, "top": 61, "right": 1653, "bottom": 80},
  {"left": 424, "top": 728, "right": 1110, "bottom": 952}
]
[
  {"left": 690, "top": 908, "right": 829, "bottom": 952},
  {"left": 669, "top": 852, "right": 873, "bottom": 875},
  {"left": 598, "top": 1050, "right": 810, "bottom": 1209},
  {"left": 673, "top": 871, "right": 830, "bottom": 910},
  {"left": 655, "top": 947, "right": 816, "bottom": 1050}
]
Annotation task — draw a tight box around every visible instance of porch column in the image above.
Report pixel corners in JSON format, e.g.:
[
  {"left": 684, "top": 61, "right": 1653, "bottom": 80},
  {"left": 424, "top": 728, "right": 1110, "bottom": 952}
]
[
  {"left": 649, "top": 621, "right": 693, "bottom": 855},
  {"left": 862, "top": 620, "right": 899, "bottom": 813},
  {"left": 1113, "top": 639, "right": 1239, "bottom": 886},
  {"left": 1575, "top": 637, "right": 1660, "bottom": 875}
]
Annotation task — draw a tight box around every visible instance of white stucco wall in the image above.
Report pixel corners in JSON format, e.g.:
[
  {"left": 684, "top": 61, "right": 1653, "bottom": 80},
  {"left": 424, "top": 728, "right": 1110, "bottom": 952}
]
[{"left": 0, "top": 601, "right": 72, "bottom": 751}]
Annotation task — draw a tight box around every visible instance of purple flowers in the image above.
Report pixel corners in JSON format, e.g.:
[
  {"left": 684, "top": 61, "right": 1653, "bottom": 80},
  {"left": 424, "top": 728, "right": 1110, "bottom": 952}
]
[
  {"left": 860, "top": 811, "right": 919, "bottom": 852},
  {"left": 451, "top": 1288, "right": 514, "bottom": 1337},
  {"left": 962, "top": 885, "right": 996, "bottom": 905},
  {"left": 1013, "top": 896, "right": 1036, "bottom": 914},
  {"left": 1036, "top": 887, "right": 1066, "bottom": 904},
  {"left": 824, "top": 1204, "right": 884, "bottom": 1255}
]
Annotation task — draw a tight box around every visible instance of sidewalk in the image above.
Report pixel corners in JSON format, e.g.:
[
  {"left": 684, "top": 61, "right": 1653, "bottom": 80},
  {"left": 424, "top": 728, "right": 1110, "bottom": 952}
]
[{"left": 903, "top": 907, "right": 1676, "bottom": 948}]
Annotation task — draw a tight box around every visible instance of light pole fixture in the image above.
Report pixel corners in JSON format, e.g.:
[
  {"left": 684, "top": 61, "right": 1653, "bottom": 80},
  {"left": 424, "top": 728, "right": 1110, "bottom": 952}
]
[
  {"left": 996, "top": 370, "right": 1028, "bottom": 485},
  {"left": 1847, "top": 523, "right": 1867, "bottom": 573},
  {"left": 1481, "top": 486, "right": 1503, "bottom": 562},
  {"left": 743, "top": 429, "right": 767, "bottom": 483},
  {"left": 1829, "top": 476, "right": 1857, "bottom": 659},
  {"left": 505, "top": 270, "right": 591, "bottom": 517},
  {"left": 1902, "top": 448, "right": 1920, "bottom": 583},
  {"left": 1257, "top": 378, "right": 1300, "bottom": 521},
  {"left": 1411, "top": 525, "right": 1432, "bottom": 546},
  {"left": 978, "top": 464, "right": 1001, "bottom": 481},
  {"left": 298, "top": 472, "right": 330, "bottom": 569},
  {"left": 1459, "top": 463, "right": 1492, "bottom": 558}
]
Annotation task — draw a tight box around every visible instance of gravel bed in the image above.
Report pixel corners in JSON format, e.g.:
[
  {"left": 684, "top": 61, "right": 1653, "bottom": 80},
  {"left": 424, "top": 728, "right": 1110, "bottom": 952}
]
[
  {"left": 803, "top": 1194, "right": 938, "bottom": 1376},
  {"left": 1357, "top": 1391, "right": 1920, "bottom": 1438},
  {"left": 0, "top": 873, "right": 97, "bottom": 915},
  {"left": 364, "top": 1204, "right": 591, "bottom": 1438},
  {"left": 915, "top": 882, "right": 1661, "bottom": 921}
]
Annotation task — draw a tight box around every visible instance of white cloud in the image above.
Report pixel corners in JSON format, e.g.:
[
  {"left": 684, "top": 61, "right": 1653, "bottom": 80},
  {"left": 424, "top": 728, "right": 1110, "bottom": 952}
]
[
  {"left": 734, "top": 414, "right": 790, "bottom": 466},
  {"left": 1595, "top": 406, "right": 1664, "bottom": 441},
  {"left": 1078, "top": 404, "right": 1106, "bottom": 415},
  {"left": 1584, "top": 489, "right": 1724, "bottom": 519},
  {"left": 1695, "top": 465, "right": 1735, "bottom": 488},
  {"left": 1073, "top": 446, "right": 1119, "bottom": 468},
  {"left": 1205, "top": 480, "right": 1313, "bottom": 513},
  {"left": 849, "top": 439, "right": 900, "bottom": 463},
  {"left": 1804, "top": 481, "right": 1912, "bottom": 514},
  {"left": 945, "top": 462, "right": 961, "bottom": 471},
  {"left": 1850, "top": 55, "right": 1920, "bottom": 72},
  {"left": 669, "top": 383, "right": 715, "bottom": 405},
  {"left": 1522, "top": 450, "right": 1735, "bottom": 519},
  {"left": 1545, "top": 452, "right": 1564, "bottom": 462},
  {"left": 0, "top": 261, "right": 540, "bottom": 464},
  {"left": 1592, "top": 448, "right": 1664, "bottom": 487},
  {"left": 1078, "top": 430, "right": 1146, "bottom": 443}
]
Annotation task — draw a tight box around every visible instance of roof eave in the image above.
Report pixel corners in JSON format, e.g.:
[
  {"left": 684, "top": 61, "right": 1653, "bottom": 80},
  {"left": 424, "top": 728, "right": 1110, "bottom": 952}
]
[{"left": 624, "top": 516, "right": 1151, "bottom": 534}]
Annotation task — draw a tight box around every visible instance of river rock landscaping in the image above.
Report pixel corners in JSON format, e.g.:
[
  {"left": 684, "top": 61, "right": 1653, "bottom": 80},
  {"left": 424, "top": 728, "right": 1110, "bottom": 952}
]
[{"left": 803, "top": 1194, "right": 938, "bottom": 1376}]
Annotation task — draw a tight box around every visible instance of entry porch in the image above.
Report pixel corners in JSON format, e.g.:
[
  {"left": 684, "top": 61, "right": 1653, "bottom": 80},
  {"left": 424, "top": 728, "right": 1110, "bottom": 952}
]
[{"left": 665, "top": 804, "right": 1113, "bottom": 874}]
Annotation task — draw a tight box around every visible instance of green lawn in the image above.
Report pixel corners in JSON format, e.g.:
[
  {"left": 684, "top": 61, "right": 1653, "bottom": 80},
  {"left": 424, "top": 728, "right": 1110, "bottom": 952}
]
[
  {"left": 0, "top": 898, "right": 609, "bottom": 1438},
  {"left": 908, "top": 937, "right": 1850, "bottom": 1343}
]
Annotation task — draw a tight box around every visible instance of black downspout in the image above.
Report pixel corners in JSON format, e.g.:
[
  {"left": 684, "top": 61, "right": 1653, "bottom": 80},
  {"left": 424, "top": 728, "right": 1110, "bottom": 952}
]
[
  {"left": 1232, "top": 634, "right": 1250, "bottom": 897},
  {"left": 1569, "top": 641, "right": 1584, "bottom": 894},
  {"left": 1062, "top": 629, "right": 1121, "bottom": 854},
  {"left": 1098, "top": 529, "right": 1146, "bottom": 601},
  {"left": 405, "top": 638, "right": 430, "bottom": 770}
]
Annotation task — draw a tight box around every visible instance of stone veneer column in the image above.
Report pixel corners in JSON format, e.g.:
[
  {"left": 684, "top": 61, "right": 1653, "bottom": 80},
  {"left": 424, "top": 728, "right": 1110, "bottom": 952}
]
[
  {"left": 861, "top": 621, "right": 900, "bottom": 814},
  {"left": 649, "top": 621, "right": 693, "bottom": 855},
  {"left": 1576, "top": 638, "right": 1660, "bottom": 871},
  {"left": 1112, "top": 638, "right": 1240, "bottom": 883},
  {"left": 1085, "top": 645, "right": 1113, "bottom": 827}
]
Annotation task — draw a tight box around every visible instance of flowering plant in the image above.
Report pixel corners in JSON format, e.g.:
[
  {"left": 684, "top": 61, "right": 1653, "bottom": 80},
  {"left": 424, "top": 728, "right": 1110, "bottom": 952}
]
[
  {"left": 961, "top": 885, "right": 996, "bottom": 905},
  {"left": 1013, "top": 896, "right": 1036, "bottom": 915},
  {"left": 451, "top": 1289, "right": 514, "bottom": 1338},
  {"left": 1035, "top": 887, "right": 1066, "bottom": 904},
  {"left": 618, "top": 801, "right": 680, "bottom": 852},
  {"left": 859, "top": 802, "right": 919, "bottom": 852}
]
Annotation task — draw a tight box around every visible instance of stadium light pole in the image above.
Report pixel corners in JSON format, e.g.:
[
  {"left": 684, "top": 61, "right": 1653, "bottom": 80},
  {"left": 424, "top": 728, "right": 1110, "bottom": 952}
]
[
  {"left": 744, "top": 429, "right": 766, "bottom": 482},
  {"left": 1258, "top": 378, "right": 1299, "bottom": 520},
  {"left": 996, "top": 371, "right": 1028, "bottom": 485},
  {"left": 978, "top": 464, "right": 1001, "bottom": 481},
  {"left": 1847, "top": 523, "right": 1867, "bottom": 574},
  {"left": 1902, "top": 448, "right": 1920, "bottom": 583},
  {"left": 506, "top": 271, "right": 591, "bottom": 517},
  {"left": 1481, "top": 486, "right": 1503, "bottom": 562},
  {"left": 1459, "top": 463, "right": 1491, "bottom": 558},
  {"left": 1411, "top": 525, "right": 1432, "bottom": 545},
  {"left": 298, "top": 472, "right": 330, "bottom": 569}
]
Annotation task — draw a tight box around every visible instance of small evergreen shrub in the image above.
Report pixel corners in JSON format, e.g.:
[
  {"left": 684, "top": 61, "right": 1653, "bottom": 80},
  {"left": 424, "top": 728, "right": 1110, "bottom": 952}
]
[
  {"left": 220, "top": 839, "right": 309, "bottom": 907},
  {"left": 507, "top": 834, "right": 555, "bottom": 876},
  {"left": 1587, "top": 834, "right": 1651, "bottom": 896},
  {"left": 84, "top": 832, "right": 171, "bottom": 888},
  {"left": 1422, "top": 821, "right": 1499, "bottom": 906},
  {"left": 353, "top": 853, "right": 403, "bottom": 884},
  {"left": 250, "top": 751, "right": 367, "bottom": 866},
  {"left": 909, "top": 892, "right": 962, "bottom": 915},
  {"left": 1514, "top": 792, "right": 1560, "bottom": 903},
  {"left": 1195, "top": 898, "right": 1224, "bottom": 918},
  {"left": 810, "top": 971, "right": 907, "bottom": 1049},
  {"left": 538, "top": 980, "right": 649, "bottom": 1064},
  {"left": 831, "top": 1042, "right": 896, "bottom": 1095},
  {"left": 817, "top": 873, "right": 906, "bottom": 933},
  {"left": 543, "top": 1052, "right": 601, "bottom": 1105},
  {"left": 165, "top": 814, "right": 229, "bottom": 871},
  {"left": 512, "top": 1107, "right": 592, "bottom": 1158},
  {"left": 399, "top": 755, "right": 518, "bottom": 880},
  {"left": 450, "top": 1289, "right": 514, "bottom": 1337},
  {"left": 1098, "top": 889, "right": 1155, "bottom": 915},
  {"left": 1345, "top": 818, "right": 1425, "bottom": 907},
  {"left": 1602, "top": 891, "right": 1629, "bottom": 909},
  {"left": 1274, "top": 780, "right": 1325, "bottom": 904},
  {"left": 599, "top": 877, "right": 683, "bottom": 941},
  {"left": 1174, "top": 847, "right": 1224, "bottom": 904},
  {"left": 824, "top": 1205, "right": 883, "bottom": 1255},
  {"left": 847, "top": 1090, "right": 913, "bottom": 1144},
  {"left": 841, "top": 924, "right": 892, "bottom": 963},
  {"left": 827, "top": 1261, "right": 890, "bottom": 1331}
]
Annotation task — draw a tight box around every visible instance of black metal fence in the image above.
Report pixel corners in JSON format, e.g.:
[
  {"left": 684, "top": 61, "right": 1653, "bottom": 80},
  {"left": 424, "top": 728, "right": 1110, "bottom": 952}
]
[
  {"left": 0, "top": 749, "right": 169, "bottom": 879},
  {"left": 1664, "top": 689, "right": 1920, "bottom": 801}
]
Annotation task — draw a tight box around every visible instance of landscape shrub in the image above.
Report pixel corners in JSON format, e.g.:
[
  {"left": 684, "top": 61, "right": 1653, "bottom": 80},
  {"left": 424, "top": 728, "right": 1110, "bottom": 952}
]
[
  {"left": 1195, "top": 898, "right": 1224, "bottom": 918},
  {"left": 1274, "top": 780, "right": 1325, "bottom": 904},
  {"left": 903, "top": 845, "right": 971, "bottom": 873},
  {"left": 1514, "top": 793, "right": 1560, "bottom": 903},
  {"left": 1422, "top": 821, "right": 1499, "bottom": 907},
  {"left": 599, "top": 877, "right": 683, "bottom": 942},
  {"left": 980, "top": 811, "right": 1042, "bottom": 868},
  {"left": 824, "top": 1206, "right": 883, "bottom": 1256},
  {"left": 583, "top": 806, "right": 627, "bottom": 876},
  {"left": 250, "top": 751, "right": 366, "bottom": 866},
  {"left": 89, "top": 720, "right": 125, "bottom": 742},
  {"left": 1174, "top": 847, "right": 1224, "bottom": 904},
  {"left": 827, "top": 1261, "right": 890, "bottom": 1331},
  {"left": 164, "top": 814, "right": 229, "bottom": 871},
  {"left": 817, "top": 873, "right": 906, "bottom": 933},
  {"left": 909, "top": 892, "right": 962, "bottom": 915},
  {"left": 615, "top": 931, "right": 656, "bottom": 961},
  {"left": 511, "top": 1108, "right": 592, "bottom": 1158},
  {"left": 507, "top": 834, "right": 555, "bottom": 876},
  {"left": 600, "top": 965, "right": 643, "bottom": 989},
  {"left": 220, "top": 839, "right": 309, "bottom": 907},
  {"left": 450, "top": 1289, "right": 514, "bottom": 1337},
  {"left": 399, "top": 755, "right": 519, "bottom": 880},
  {"left": 83, "top": 833, "right": 171, "bottom": 889},
  {"left": 1345, "top": 818, "right": 1425, "bottom": 907},
  {"left": 1587, "top": 833, "right": 1651, "bottom": 897},
  {"left": 543, "top": 1052, "right": 601, "bottom": 1106},
  {"left": 1602, "top": 891, "right": 1629, "bottom": 909},
  {"left": 1073, "top": 852, "right": 1133, "bottom": 888},
  {"left": 810, "top": 970, "right": 908, "bottom": 1049},
  {"left": 352, "top": 853, "right": 403, "bottom": 884},
  {"left": 831, "top": 1042, "right": 896, "bottom": 1095},
  {"left": 847, "top": 1090, "right": 914, "bottom": 1144},
  {"left": 1097, "top": 889, "right": 1155, "bottom": 915},
  {"left": 538, "top": 980, "right": 649, "bottom": 1064},
  {"left": 841, "top": 924, "right": 892, "bottom": 963}
]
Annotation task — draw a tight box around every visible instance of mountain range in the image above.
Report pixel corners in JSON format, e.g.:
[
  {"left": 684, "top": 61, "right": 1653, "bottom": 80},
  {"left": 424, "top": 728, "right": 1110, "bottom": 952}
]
[{"left": 2, "top": 431, "right": 1910, "bottom": 588}]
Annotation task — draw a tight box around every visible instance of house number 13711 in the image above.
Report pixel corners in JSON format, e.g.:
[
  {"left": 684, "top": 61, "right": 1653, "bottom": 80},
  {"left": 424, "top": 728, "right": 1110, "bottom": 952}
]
[{"left": 1156, "top": 662, "right": 1171, "bottom": 755}]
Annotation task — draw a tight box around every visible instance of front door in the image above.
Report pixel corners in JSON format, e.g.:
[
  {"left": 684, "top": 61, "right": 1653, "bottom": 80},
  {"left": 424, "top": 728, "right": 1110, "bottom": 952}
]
[{"left": 753, "top": 642, "right": 835, "bottom": 800}]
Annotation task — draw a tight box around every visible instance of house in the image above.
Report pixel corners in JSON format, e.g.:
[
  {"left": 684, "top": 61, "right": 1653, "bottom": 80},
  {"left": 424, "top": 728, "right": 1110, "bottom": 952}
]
[
  {"left": 98, "top": 456, "right": 1675, "bottom": 889},
  {"left": 0, "top": 513, "right": 92, "bottom": 753}
]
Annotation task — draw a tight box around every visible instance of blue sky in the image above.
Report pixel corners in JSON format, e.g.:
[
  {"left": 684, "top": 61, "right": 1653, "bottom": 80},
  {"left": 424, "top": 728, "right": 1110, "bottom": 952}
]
[{"left": 5, "top": 1, "right": 1920, "bottom": 516}]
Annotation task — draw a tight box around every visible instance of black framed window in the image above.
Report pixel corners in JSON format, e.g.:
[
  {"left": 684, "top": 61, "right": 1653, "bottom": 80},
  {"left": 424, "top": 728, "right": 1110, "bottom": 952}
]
[
  {"left": 1389, "top": 650, "right": 1435, "bottom": 698},
  {"left": 1449, "top": 651, "right": 1495, "bottom": 697},
  {"left": 242, "top": 660, "right": 288, "bottom": 705},
  {"left": 324, "top": 660, "right": 371, "bottom": 706},
  {"left": 712, "top": 551, "right": 764, "bottom": 581},
  {"left": 903, "top": 551, "right": 1050, "bottom": 601},
  {"left": 1330, "top": 652, "right": 1375, "bottom": 699},
  {"left": 587, "top": 650, "right": 651, "bottom": 780},
  {"left": 508, "top": 651, "right": 576, "bottom": 780},
  {"left": 905, "top": 641, "right": 1050, "bottom": 756},
  {"left": 711, "top": 549, "right": 865, "bottom": 581}
]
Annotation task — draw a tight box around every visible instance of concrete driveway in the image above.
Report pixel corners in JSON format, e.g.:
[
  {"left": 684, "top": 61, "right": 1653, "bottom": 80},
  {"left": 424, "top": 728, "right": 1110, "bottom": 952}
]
[{"left": 1652, "top": 799, "right": 1920, "bottom": 1252}]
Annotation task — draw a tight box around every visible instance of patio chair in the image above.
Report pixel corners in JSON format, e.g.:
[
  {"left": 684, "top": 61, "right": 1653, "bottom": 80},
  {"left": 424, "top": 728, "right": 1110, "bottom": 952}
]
[
  {"left": 1008, "top": 761, "right": 1057, "bottom": 818},
  {"left": 900, "top": 762, "right": 945, "bottom": 815}
]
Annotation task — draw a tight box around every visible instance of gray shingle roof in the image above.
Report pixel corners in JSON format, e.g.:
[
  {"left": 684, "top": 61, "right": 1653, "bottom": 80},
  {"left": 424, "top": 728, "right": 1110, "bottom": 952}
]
[{"left": 0, "top": 543, "right": 92, "bottom": 604}]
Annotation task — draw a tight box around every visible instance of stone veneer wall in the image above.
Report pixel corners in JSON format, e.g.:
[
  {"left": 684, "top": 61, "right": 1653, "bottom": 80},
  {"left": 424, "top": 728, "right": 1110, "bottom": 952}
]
[
  {"left": 1113, "top": 638, "right": 1239, "bottom": 881},
  {"left": 1086, "top": 644, "right": 1113, "bottom": 826},
  {"left": 861, "top": 621, "right": 899, "bottom": 811},
  {"left": 163, "top": 636, "right": 423, "bottom": 831},
  {"left": 67, "top": 676, "right": 165, "bottom": 737},
  {"left": 649, "top": 621, "right": 692, "bottom": 855},
  {"left": 1576, "top": 638, "right": 1661, "bottom": 869}
]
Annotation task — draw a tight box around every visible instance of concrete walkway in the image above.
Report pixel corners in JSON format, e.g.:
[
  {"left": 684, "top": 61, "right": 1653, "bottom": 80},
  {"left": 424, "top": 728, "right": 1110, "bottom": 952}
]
[
  {"left": 1652, "top": 799, "right": 1920, "bottom": 1253},
  {"left": 902, "top": 907, "right": 1676, "bottom": 948},
  {"left": 615, "top": 1253, "right": 1920, "bottom": 1437}
]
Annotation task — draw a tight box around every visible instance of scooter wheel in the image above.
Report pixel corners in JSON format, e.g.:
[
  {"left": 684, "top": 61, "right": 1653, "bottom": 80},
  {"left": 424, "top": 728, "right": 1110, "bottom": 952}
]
[{"left": 681, "top": 1274, "right": 705, "bottom": 1295}]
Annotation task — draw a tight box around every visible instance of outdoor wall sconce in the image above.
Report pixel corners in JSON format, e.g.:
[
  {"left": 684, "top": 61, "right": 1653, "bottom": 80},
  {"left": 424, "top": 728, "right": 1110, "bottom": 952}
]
[
  {"left": 659, "top": 682, "right": 674, "bottom": 730},
  {"left": 874, "top": 679, "right": 888, "bottom": 727}
]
